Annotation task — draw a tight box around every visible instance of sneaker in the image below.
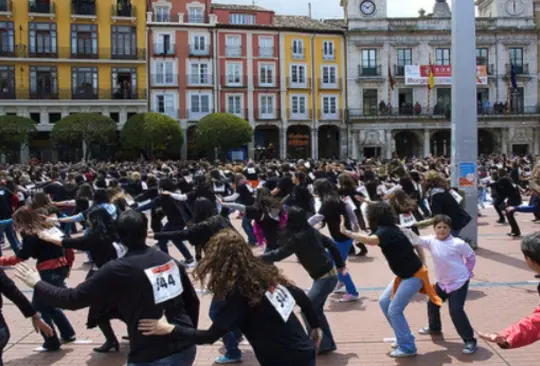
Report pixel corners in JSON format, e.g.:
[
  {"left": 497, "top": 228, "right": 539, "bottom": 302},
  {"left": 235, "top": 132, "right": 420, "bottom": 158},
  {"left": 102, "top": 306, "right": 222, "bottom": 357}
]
[
  {"left": 339, "top": 294, "right": 359, "bottom": 303},
  {"left": 389, "top": 348, "right": 416, "bottom": 358},
  {"left": 391, "top": 342, "right": 399, "bottom": 349},
  {"left": 215, "top": 355, "right": 242, "bottom": 364},
  {"left": 418, "top": 327, "right": 442, "bottom": 335},
  {"left": 333, "top": 282, "right": 346, "bottom": 294},
  {"left": 183, "top": 260, "right": 197, "bottom": 268},
  {"left": 462, "top": 341, "right": 477, "bottom": 355}
]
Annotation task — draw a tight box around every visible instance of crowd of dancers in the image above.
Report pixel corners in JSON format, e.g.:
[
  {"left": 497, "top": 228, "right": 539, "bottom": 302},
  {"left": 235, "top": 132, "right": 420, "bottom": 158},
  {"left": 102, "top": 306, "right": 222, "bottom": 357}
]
[{"left": 0, "top": 155, "right": 538, "bottom": 365}]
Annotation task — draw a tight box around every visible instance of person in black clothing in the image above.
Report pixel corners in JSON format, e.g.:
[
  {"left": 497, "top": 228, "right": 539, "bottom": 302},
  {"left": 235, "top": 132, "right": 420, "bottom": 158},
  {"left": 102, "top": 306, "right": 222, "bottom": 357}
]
[
  {"left": 177, "top": 170, "right": 194, "bottom": 194},
  {"left": 271, "top": 164, "right": 294, "bottom": 201},
  {"left": 209, "top": 170, "right": 234, "bottom": 219},
  {"left": 337, "top": 173, "right": 368, "bottom": 256},
  {"left": 493, "top": 169, "right": 522, "bottom": 224},
  {"left": 15, "top": 210, "right": 200, "bottom": 366},
  {"left": 222, "top": 174, "right": 257, "bottom": 245},
  {"left": 285, "top": 172, "right": 314, "bottom": 215},
  {"left": 0, "top": 183, "right": 20, "bottom": 255},
  {"left": 38, "top": 206, "right": 123, "bottom": 353},
  {"left": 262, "top": 206, "right": 345, "bottom": 354},
  {"left": 0, "top": 269, "right": 53, "bottom": 364},
  {"left": 138, "top": 228, "right": 321, "bottom": 366}
]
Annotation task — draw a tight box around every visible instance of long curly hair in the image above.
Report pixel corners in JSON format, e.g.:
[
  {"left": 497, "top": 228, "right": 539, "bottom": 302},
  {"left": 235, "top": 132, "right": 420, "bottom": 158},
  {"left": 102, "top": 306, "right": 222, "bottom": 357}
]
[
  {"left": 388, "top": 189, "right": 418, "bottom": 214},
  {"left": 194, "top": 229, "right": 292, "bottom": 306}
]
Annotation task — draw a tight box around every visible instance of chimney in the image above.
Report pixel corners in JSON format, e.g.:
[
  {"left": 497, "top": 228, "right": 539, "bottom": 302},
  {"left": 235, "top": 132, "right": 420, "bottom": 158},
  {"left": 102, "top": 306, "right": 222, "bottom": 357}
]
[{"left": 308, "top": 2, "right": 312, "bottom": 18}]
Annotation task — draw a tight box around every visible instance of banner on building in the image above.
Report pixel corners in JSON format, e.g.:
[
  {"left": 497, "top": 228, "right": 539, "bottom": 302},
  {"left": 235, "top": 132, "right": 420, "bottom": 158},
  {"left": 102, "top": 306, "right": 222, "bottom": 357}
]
[{"left": 404, "top": 65, "right": 488, "bottom": 86}]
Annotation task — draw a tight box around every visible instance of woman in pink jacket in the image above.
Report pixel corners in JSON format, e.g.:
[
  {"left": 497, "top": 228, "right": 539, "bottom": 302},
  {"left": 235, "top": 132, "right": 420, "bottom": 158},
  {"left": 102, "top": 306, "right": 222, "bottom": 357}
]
[{"left": 479, "top": 232, "right": 540, "bottom": 348}]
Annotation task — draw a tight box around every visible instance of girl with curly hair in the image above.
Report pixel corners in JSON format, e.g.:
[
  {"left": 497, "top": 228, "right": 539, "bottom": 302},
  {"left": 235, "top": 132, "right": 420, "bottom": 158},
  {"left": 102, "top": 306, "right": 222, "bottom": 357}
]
[{"left": 138, "top": 228, "right": 321, "bottom": 366}]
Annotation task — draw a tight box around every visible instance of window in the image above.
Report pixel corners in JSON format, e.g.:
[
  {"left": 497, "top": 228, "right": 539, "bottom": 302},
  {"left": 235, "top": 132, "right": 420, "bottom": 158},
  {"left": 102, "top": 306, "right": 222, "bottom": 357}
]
[
  {"left": 191, "top": 35, "right": 208, "bottom": 55},
  {"left": 155, "top": 7, "right": 170, "bottom": 22},
  {"left": 510, "top": 87, "right": 524, "bottom": 113},
  {"left": 189, "top": 62, "right": 210, "bottom": 85},
  {"left": 476, "top": 48, "right": 488, "bottom": 65},
  {"left": 290, "top": 64, "right": 306, "bottom": 85},
  {"left": 291, "top": 95, "right": 307, "bottom": 117},
  {"left": 227, "top": 95, "right": 242, "bottom": 116},
  {"left": 0, "top": 22, "right": 14, "bottom": 56},
  {"left": 259, "top": 95, "right": 275, "bottom": 118},
  {"left": 71, "top": 24, "right": 98, "bottom": 58},
  {"left": 29, "top": 23, "right": 57, "bottom": 56},
  {"left": 189, "top": 93, "right": 212, "bottom": 119},
  {"left": 435, "top": 48, "right": 451, "bottom": 65},
  {"left": 155, "top": 33, "right": 173, "bottom": 55},
  {"left": 225, "top": 35, "right": 241, "bottom": 57},
  {"left": 396, "top": 48, "right": 412, "bottom": 76},
  {"left": 49, "top": 113, "right": 62, "bottom": 123},
  {"left": 229, "top": 13, "right": 255, "bottom": 24},
  {"left": 292, "top": 39, "right": 304, "bottom": 59},
  {"left": 226, "top": 63, "right": 242, "bottom": 86},
  {"left": 30, "top": 113, "right": 40, "bottom": 124},
  {"left": 30, "top": 66, "right": 58, "bottom": 99},
  {"left": 322, "top": 65, "right": 337, "bottom": 85},
  {"left": 155, "top": 94, "right": 176, "bottom": 118},
  {"left": 188, "top": 7, "right": 204, "bottom": 23},
  {"left": 154, "top": 61, "right": 175, "bottom": 85},
  {"left": 259, "top": 63, "right": 274, "bottom": 86},
  {"left": 362, "top": 49, "right": 377, "bottom": 68},
  {"left": 72, "top": 67, "right": 98, "bottom": 99},
  {"left": 112, "top": 67, "right": 137, "bottom": 99},
  {"left": 259, "top": 36, "right": 274, "bottom": 57},
  {"left": 362, "top": 89, "right": 378, "bottom": 115},
  {"left": 435, "top": 88, "right": 451, "bottom": 114},
  {"left": 112, "top": 26, "right": 137, "bottom": 59},
  {"left": 322, "top": 96, "right": 338, "bottom": 118},
  {"left": 510, "top": 47, "right": 525, "bottom": 73},
  {"left": 0, "top": 66, "right": 15, "bottom": 98},
  {"left": 323, "top": 41, "right": 335, "bottom": 60}
]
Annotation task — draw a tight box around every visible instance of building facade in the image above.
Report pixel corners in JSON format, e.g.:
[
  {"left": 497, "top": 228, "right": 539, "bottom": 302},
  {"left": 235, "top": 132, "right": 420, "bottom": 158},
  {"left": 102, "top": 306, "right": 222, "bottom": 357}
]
[
  {"left": 0, "top": 0, "right": 147, "bottom": 161},
  {"left": 147, "top": 0, "right": 346, "bottom": 160},
  {"left": 343, "top": 0, "right": 539, "bottom": 159}
]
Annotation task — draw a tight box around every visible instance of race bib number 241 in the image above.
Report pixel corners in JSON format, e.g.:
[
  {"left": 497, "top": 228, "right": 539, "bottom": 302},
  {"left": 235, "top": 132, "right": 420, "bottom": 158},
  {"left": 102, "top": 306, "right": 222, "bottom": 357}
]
[{"left": 144, "top": 260, "right": 183, "bottom": 304}]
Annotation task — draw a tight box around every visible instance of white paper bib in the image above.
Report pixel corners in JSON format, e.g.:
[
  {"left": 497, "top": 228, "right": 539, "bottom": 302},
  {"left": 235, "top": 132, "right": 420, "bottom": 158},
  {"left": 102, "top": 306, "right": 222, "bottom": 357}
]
[
  {"left": 449, "top": 189, "right": 463, "bottom": 204},
  {"left": 265, "top": 285, "right": 295, "bottom": 322},
  {"left": 342, "top": 196, "right": 357, "bottom": 212},
  {"left": 144, "top": 260, "right": 183, "bottom": 304},
  {"left": 399, "top": 212, "right": 417, "bottom": 228},
  {"left": 112, "top": 242, "right": 127, "bottom": 258},
  {"left": 45, "top": 227, "right": 65, "bottom": 240}
]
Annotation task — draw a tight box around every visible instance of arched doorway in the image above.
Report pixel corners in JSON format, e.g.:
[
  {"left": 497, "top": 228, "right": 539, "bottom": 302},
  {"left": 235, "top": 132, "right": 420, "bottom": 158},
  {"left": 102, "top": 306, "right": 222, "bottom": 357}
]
[
  {"left": 431, "top": 130, "right": 451, "bottom": 156},
  {"left": 186, "top": 125, "right": 202, "bottom": 160},
  {"left": 287, "top": 125, "right": 311, "bottom": 159},
  {"left": 318, "top": 125, "right": 340, "bottom": 159},
  {"left": 394, "top": 131, "right": 420, "bottom": 158},
  {"left": 478, "top": 129, "right": 495, "bottom": 156},
  {"left": 254, "top": 125, "right": 280, "bottom": 160}
]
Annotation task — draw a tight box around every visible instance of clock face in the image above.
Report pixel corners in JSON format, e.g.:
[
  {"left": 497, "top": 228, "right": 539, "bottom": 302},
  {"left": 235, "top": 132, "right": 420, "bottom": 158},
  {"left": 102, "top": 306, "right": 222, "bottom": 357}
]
[
  {"left": 506, "top": 0, "right": 524, "bottom": 16},
  {"left": 360, "top": 0, "right": 376, "bottom": 16}
]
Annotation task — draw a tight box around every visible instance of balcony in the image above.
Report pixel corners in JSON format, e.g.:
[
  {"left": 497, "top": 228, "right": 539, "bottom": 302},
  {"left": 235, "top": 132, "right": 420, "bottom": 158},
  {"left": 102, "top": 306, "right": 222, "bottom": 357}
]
[
  {"left": 319, "top": 78, "right": 341, "bottom": 90},
  {"left": 30, "top": 89, "right": 59, "bottom": 100},
  {"left": 0, "top": 88, "right": 15, "bottom": 99},
  {"left": 225, "top": 46, "right": 242, "bottom": 57},
  {"left": 358, "top": 65, "right": 383, "bottom": 78},
  {"left": 151, "top": 74, "right": 179, "bottom": 87},
  {"left": 184, "top": 13, "right": 209, "bottom": 24},
  {"left": 111, "top": 88, "right": 147, "bottom": 100},
  {"left": 258, "top": 47, "right": 274, "bottom": 58},
  {"left": 291, "top": 48, "right": 305, "bottom": 60},
  {"left": 28, "top": 47, "right": 58, "bottom": 58},
  {"left": 0, "top": 0, "right": 11, "bottom": 16},
  {"left": 72, "top": 86, "right": 98, "bottom": 100},
  {"left": 112, "top": 3, "right": 136, "bottom": 21},
  {"left": 189, "top": 44, "right": 210, "bottom": 57},
  {"left": 221, "top": 75, "right": 247, "bottom": 88},
  {"left": 187, "top": 74, "right": 213, "bottom": 86},
  {"left": 224, "top": 108, "right": 248, "bottom": 120},
  {"left": 71, "top": 0, "right": 97, "bottom": 20},
  {"left": 288, "top": 109, "right": 312, "bottom": 121},
  {"left": 256, "top": 108, "right": 280, "bottom": 120},
  {"left": 255, "top": 77, "right": 278, "bottom": 89},
  {"left": 0, "top": 43, "right": 15, "bottom": 57},
  {"left": 20, "top": 46, "right": 145, "bottom": 60},
  {"left": 70, "top": 47, "right": 98, "bottom": 60},
  {"left": 28, "top": 0, "right": 55, "bottom": 19},
  {"left": 187, "top": 108, "right": 214, "bottom": 121},
  {"left": 393, "top": 64, "right": 406, "bottom": 77},
  {"left": 319, "top": 109, "right": 342, "bottom": 121},
  {"left": 149, "top": 12, "right": 179, "bottom": 23},
  {"left": 506, "top": 63, "right": 529, "bottom": 76},
  {"left": 10, "top": 88, "right": 147, "bottom": 100},
  {"left": 153, "top": 43, "right": 176, "bottom": 56},
  {"left": 323, "top": 53, "right": 335, "bottom": 61},
  {"left": 288, "top": 77, "right": 311, "bottom": 89}
]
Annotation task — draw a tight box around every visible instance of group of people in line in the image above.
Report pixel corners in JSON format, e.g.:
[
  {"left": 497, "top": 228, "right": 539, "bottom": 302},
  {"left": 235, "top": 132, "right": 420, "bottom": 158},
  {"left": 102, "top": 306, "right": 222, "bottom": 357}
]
[{"left": 0, "top": 154, "right": 537, "bottom": 365}]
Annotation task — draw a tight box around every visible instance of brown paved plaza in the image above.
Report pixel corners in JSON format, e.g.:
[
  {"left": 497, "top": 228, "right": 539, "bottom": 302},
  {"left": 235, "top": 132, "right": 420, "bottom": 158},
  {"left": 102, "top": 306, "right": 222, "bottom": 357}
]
[{"left": 2, "top": 208, "right": 540, "bottom": 365}]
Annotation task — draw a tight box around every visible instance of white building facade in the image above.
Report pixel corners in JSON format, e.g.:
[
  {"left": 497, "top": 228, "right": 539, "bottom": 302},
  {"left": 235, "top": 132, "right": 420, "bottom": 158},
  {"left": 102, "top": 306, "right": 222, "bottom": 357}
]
[{"left": 343, "top": 0, "right": 540, "bottom": 159}]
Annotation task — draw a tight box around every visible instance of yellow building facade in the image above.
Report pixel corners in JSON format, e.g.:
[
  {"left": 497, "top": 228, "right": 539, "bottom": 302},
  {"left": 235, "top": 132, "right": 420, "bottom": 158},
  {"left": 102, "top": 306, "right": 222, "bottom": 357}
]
[
  {"left": 0, "top": 0, "right": 147, "bottom": 160},
  {"left": 279, "top": 20, "right": 346, "bottom": 159}
]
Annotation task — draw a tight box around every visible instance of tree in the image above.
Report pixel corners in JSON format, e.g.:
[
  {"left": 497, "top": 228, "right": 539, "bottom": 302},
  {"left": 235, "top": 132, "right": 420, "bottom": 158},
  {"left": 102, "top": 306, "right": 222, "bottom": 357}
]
[
  {"left": 0, "top": 116, "right": 36, "bottom": 161},
  {"left": 121, "top": 112, "right": 183, "bottom": 160},
  {"left": 51, "top": 113, "right": 117, "bottom": 161},
  {"left": 196, "top": 113, "right": 253, "bottom": 160}
]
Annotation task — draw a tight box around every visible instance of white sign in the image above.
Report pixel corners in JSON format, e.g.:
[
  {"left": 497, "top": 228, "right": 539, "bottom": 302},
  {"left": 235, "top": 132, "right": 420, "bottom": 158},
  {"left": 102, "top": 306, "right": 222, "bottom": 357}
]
[
  {"left": 46, "top": 227, "right": 65, "bottom": 240},
  {"left": 399, "top": 213, "right": 417, "bottom": 228},
  {"left": 144, "top": 260, "right": 183, "bottom": 304},
  {"left": 450, "top": 189, "right": 463, "bottom": 204},
  {"left": 265, "top": 285, "right": 295, "bottom": 322}
]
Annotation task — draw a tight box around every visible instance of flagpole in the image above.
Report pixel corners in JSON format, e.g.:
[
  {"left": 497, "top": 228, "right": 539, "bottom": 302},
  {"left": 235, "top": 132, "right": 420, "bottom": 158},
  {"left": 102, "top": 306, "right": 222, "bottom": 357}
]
[
  {"left": 388, "top": 53, "right": 391, "bottom": 122},
  {"left": 427, "top": 54, "right": 432, "bottom": 118},
  {"left": 506, "top": 61, "right": 512, "bottom": 114}
]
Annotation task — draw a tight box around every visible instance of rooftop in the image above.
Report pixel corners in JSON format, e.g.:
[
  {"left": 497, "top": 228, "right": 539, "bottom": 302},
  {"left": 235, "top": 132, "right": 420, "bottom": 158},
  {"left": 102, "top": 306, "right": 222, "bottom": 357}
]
[
  {"left": 274, "top": 15, "right": 344, "bottom": 31},
  {"left": 211, "top": 3, "right": 272, "bottom": 12}
]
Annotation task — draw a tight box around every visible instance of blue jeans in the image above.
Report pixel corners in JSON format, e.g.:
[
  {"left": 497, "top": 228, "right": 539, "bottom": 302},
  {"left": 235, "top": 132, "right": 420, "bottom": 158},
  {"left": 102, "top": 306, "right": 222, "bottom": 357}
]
[
  {"left": 0, "top": 222, "right": 20, "bottom": 256},
  {"left": 331, "top": 238, "right": 358, "bottom": 296},
  {"left": 128, "top": 345, "right": 196, "bottom": 366},
  {"left": 0, "top": 324, "right": 10, "bottom": 366},
  {"left": 209, "top": 298, "right": 242, "bottom": 359},
  {"left": 241, "top": 216, "right": 257, "bottom": 245},
  {"left": 302, "top": 275, "right": 338, "bottom": 353},
  {"left": 33, "top": 267, "right": 76, "bottom": 350},
  {"left": 156, "top": 222, "right": 194, "bottom": 262},
  {"left": 379, "top": 277, "right": 423, "bottom": 354}
]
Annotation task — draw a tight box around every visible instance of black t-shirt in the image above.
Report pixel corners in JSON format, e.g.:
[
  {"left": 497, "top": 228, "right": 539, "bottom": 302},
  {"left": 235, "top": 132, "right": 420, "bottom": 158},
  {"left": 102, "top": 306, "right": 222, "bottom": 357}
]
[
  {"left": 277, "top": 175, "right": 294, "bottom": 200},
  {"left": 375, "top": 225, "right": 422, "bottom": 278},
  {"left": 319, "top": 199, "right": 350, "bottom": 243}
]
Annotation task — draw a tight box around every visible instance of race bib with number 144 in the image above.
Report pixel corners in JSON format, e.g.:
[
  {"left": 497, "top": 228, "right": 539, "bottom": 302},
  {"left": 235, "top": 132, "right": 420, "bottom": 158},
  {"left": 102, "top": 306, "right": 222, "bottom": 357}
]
[{"left": 144, "top": 260, "right": 183, "bottom": 304}]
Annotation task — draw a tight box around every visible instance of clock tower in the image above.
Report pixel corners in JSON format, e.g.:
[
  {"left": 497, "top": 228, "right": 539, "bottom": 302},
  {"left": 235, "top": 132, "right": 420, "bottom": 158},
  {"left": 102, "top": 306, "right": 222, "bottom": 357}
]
[
  {"left": 476, "top": 0, "right": 533, "bottom": 18},
  {"left": 343, "top": 0, "right": 387, "bottom": 20}
]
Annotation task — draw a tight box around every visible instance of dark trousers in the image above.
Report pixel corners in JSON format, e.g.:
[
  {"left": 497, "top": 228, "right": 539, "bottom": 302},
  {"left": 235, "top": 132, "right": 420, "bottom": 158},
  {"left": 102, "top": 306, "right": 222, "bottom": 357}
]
[
  {"left": 33, "top": 267, "right": 76, "bottom": 350},
  {"left": 493, "top": 198, "right": 506, "bottom": 221},
  {"left": 209, "top": 298, "right": 242, "bottom": 359},
  {"left": 0, "top": 322, "right": 9, "bottom": 366},
  {"left": 506, "top": 210, "right": 521, "bottom": 235},
  {"left": 427, "top": 281, "right": 475, "bottom": 344},
  {"left": 156, "top": 222, "right": 194, "bottom": 261}
]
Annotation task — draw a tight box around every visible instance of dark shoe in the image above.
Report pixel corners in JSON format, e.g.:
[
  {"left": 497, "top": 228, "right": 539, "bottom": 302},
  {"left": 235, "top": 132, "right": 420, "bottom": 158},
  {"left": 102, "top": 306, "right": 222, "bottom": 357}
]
[
  {"left": 418, "top": 327, "right": 442, "bottom": 335},
  {"left": 462, "top": 341, "right": 477, "bottom": 355},
  {"left": 507, "top": 233, "right": 521, "bottom": 237},
  {"left": 496, "top": 219, "right": 506, "bottom": 224},
  {"left": 61, "top": 336, "right": 76, "bottom": 344},
  {"left": 93, "top": 340, "right": 119, "bottom": 353}
]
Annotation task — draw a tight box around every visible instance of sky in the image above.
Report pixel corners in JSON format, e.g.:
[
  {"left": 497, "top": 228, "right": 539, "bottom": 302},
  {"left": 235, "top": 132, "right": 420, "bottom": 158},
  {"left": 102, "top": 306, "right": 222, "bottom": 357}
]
[{"left": 218, "top": 0, "right": 454, "bottom": 19}]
